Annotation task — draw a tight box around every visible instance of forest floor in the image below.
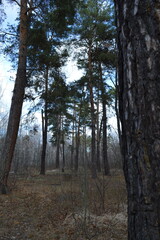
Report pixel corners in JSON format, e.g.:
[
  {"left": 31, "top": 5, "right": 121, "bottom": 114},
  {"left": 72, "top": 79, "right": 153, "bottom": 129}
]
[{"left": 0, "top": 169, "right": 127, "bottom": 240}]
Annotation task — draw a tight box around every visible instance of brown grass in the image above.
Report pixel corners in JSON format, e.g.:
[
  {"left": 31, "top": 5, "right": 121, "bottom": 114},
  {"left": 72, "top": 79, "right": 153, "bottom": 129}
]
[{"left": 0, "top": 170, "right": 127, "bottom": 240}]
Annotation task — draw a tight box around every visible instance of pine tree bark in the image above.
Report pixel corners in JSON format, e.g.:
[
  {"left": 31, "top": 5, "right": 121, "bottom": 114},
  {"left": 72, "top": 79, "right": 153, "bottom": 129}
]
[
  {"left": 0, "top": 0, "right": 28, "bottom": 193},
  {"left": 115, "top": 1, "right": 160, "bottom": 239}
]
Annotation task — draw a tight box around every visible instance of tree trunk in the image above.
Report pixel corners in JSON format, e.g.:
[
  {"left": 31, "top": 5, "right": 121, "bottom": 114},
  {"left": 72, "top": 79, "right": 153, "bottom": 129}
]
[
  {"left": 88, "top": 43, "right": 97, "bottom": 179},
  {"left": 55, "top": 115, "right": 61, "bottom": 169},
  {"left": 70, "top": 119, "right": 75, "bottom": 170},
  {"left": 99, "top": 62, "right": 110, "bottom": 175},
  {"left": 74, "top": 114, "right": 80, "bottom": 173},
  {"left": 55, "top": 134, "right": 60, "bottom": 169},
  {"left": 115, "top": 69, "right": 121, "bottom": 145},
  {"left": 61, "top": 117, "right": 65, "bottom": 172},
  {"left": 62, "top": 139, "right": 65, "bottom": 172},
  {"left": 40, "top": 66, "right": 48, "bottom": 175},
  {"left": 96, "top": 93, "right": 101, "bottom": 172},
  {"left": 0, "top": 0, "right": 28, "bottom": 193},
  {"left": 115, "top": 1, "right": 160, "bottom": 239},
  {"left": 102, "top": 100, "right": 110, "bottom": 176}
]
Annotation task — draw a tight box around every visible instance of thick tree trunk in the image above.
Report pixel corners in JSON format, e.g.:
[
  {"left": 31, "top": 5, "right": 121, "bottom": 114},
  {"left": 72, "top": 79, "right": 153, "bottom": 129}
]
[
  {"left": 0, "top": 0, "right": 28, "bottom": 193},
  {"left": 115, "top": 1, "right": 160, "bottom": 239},
  {"left": 40, "top": 67, "right": 48, "bottom": 175}
]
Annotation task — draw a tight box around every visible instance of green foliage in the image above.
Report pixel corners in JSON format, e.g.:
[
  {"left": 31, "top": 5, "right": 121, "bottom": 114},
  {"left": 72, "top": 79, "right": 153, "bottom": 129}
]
[
  {"left": 2, "top": 0, "right": 117, "bottom": 165},
  {"left": 72, "top": 0, "right": 116, "bottom": 115}
]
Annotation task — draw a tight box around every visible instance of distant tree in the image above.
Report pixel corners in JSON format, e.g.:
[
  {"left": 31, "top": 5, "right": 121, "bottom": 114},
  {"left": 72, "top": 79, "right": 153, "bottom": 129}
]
[
  {"left": 70, "top": 79, "right": 90, "bottom": 172},
  {"left": 0, "top": 0, "right": 82, "bottom": 191},
  {"left": 26, "top": 0, "right": 81, "bottom": 174},
  {"left": 73, "top": 0, "right": 115, "bottom": 177},
  {"left": 115, "top": 1, "right": 160, "bottom": 239},
  {"left": 40, "top": 67, "right": 48, "bottom": 175},
  {"left": 48, "top": 73, "right": 70, "bottom": 170}
]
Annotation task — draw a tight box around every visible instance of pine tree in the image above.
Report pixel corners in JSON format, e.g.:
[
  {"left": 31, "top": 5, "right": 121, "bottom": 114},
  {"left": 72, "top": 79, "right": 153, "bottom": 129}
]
[
  {"left": 0, "top": 0, "right": 82, "bottom": 189},
  {"left": 25, "top": 0, "right": 80, "bottom": 174},
  {"left": 0, "top": 0, "right": 28, "bottom": 193},
  {"left": 73, "top": 0, "right": 115, "bottom": 177},
  {"left": 115, "top": 1, "right": 160, "bottom": 239}
]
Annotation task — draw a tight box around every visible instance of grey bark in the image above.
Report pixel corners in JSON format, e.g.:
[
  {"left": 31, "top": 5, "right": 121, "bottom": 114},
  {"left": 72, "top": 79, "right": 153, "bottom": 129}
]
[{"left": 115, "top": 1, "right": 160, "bottom": 239}]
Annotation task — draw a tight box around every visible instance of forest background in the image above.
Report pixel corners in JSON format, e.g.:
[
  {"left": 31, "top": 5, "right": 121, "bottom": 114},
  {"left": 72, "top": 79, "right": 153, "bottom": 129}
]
[
  {"left": 0, "top": 0, "right": 120, "bottom": 178},
  {"left": 0, "top": 1, "right": 128, "bottom": 239}
]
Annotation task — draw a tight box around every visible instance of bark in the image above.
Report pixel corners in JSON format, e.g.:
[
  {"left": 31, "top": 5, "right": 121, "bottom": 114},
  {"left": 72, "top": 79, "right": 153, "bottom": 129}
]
[
  {"left": 0, "top": 0, "right": 28, "bottom": 193},
  {"left": 115, "top": 69, "right": 122, "bottom": 145},
  {"left": 88, "top": 42, "right": 97, "bottom": 179},
  {"left": 40, "top": 66, "right": 48, "bottom": 175},
  {"left": 115, "top": 1, "right": 160, "bottom": 239}
]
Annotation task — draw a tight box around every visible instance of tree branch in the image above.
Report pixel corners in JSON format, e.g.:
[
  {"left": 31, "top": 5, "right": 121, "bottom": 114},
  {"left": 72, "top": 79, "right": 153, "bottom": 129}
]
[
  {"left": 12, "top": 0, "right": 21, "bottom": 7},
  {"left": 0, "top": 30, "right": 18, "bottom": 37}
]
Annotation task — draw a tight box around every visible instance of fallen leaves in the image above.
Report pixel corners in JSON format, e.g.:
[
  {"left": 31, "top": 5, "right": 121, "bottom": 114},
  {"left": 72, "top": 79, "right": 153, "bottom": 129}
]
[{"left": 0, "top": 172, "right": 127, "bottom": 240}]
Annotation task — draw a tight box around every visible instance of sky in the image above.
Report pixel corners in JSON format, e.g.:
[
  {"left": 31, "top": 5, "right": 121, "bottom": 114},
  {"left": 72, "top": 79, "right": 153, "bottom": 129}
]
[
  {"left": 0, "top": 1, "right": 18, "bottom": 111},
  {"left": 0, "top": 2, "right": 83, "bottom": 112},
  {"left": 0, "top": 1, "right": 117, "bottom": 134}
]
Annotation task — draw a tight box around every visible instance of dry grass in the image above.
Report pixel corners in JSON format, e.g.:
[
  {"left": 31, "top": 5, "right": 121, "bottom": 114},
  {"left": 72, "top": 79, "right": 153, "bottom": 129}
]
[{"left": 0, "top": 169, "right": 127, "bottom": 240}]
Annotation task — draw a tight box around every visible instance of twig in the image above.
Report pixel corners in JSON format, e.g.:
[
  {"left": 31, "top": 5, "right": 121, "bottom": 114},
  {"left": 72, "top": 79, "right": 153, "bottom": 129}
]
[{"left": 0, "top": 30, "right": 18, "bottom": 37}]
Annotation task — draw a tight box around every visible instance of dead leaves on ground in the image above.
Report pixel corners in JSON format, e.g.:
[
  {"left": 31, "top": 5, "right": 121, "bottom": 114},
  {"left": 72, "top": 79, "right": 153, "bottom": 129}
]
[{"left": 0, "top": 173, "right": 127, "bottom": 240}]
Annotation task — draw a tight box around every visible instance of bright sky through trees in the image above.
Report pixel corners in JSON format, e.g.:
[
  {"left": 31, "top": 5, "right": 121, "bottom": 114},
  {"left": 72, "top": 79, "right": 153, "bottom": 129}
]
[
  {"left": 0, "top": 3, "right": 82, "bottom": 109},
  {"left": 0, "top": 1, "right": 117, "bottom": 132}
]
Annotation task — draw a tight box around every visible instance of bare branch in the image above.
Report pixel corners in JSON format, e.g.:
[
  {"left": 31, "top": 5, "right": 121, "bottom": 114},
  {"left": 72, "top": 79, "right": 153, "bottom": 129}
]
[
  {"left": 12, "top": 0, "right": 21, "bottom": 7},
  {"left": 0, "top": 30, "right": 18, "bottom": 37}
]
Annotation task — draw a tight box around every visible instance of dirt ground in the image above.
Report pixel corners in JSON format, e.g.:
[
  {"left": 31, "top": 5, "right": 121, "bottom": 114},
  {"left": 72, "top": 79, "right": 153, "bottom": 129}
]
[{"left": 0, "top": 170, "right": 127, "bottom": 240}]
